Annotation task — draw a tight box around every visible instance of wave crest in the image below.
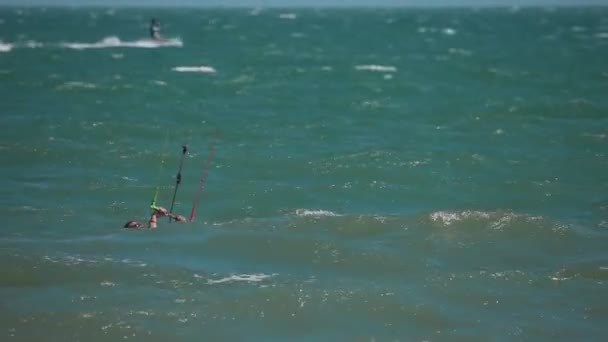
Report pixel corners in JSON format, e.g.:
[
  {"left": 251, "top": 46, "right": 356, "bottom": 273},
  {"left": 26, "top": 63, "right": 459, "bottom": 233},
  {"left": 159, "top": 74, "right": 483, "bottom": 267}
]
[
  {"left": 295, "top": 209, "right": 341, "bottom": 217},
  {"left": 0, "top": 42, "right": 12, "bottom": 52},
  {"left": 61, "top": 36, "right": 183, "bottom": 50},
  {"left": 172, "top": 66, "right": 216, "bottom": 73},
  {"left": 206, "top": 273, "right": 274, "bottom": 285},
  {"left": 355, "top": 65, "right": 397, "bottom": 73}
]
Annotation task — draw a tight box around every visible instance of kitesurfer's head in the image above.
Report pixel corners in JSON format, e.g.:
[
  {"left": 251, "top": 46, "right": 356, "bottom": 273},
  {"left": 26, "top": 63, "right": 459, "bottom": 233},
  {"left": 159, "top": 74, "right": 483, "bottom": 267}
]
[{"left": 124, "top": 220, "right": 143, "bottom": 229}]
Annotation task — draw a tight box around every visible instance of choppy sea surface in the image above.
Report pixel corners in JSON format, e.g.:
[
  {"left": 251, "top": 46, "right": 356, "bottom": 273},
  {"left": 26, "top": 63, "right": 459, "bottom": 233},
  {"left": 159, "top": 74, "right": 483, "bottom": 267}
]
[{"left": 1, "top": 6, "right": 608, "bottom": 341}]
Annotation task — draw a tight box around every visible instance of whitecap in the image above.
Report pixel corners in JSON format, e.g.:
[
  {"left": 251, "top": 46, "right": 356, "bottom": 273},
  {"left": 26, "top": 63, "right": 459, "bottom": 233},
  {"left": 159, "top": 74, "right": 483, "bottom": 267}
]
[
  {"left": 21, "top": 40, "right": 43, "bottom": 48},
  {"left": 207, "top": 273, "right": 273, "bottom": 285},
  {"left": 56, "top": 81, "right": 97, "bottom": 90},
  {"left": 355, "top": 65, "right": 397, "bottom": 73},
  {"left": 133, "top": 310, "right": 152, "bottom": 316},
  {"left": 17, "top": 206, "right": 45, "bottom": 212},
  {"left": 448, "top": 47, "right": 472, "bottom": 56},
  {"left": 295, "top": 209, "right": 341, "bottom": 217},
  {"left": 430, "top": 210, "right": 492, "bottom": 226},
  {"left": 61, "top": 36, "right": 183, "bottom": 50},
  {"left": 172, "top": 66, "right": 216, "bottom": 74},
  {"left": 595, "top": 32, "right": 608, "bottom": 39},
  {"left": 442, "top": 28, "right": 457, "bottom": 36},
  {"left": 430, "top": 211, "right": 463, "bottom": 226},
  {"left": 0, "top": 42, "right": 13, "bottom": 52},
  {"left": 279, "top": 13, "right": 297, "bottom": 20}
]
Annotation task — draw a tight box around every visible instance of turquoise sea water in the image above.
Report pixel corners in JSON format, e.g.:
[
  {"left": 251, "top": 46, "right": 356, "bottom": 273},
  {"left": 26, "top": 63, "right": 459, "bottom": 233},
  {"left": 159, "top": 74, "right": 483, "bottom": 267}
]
[{"left": 1, "top": 6, "right": 608, "bottom": 341}]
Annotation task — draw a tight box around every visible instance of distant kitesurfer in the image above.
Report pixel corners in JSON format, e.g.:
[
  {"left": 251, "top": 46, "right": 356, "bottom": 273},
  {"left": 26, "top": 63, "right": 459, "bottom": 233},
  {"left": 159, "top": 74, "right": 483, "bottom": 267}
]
[
  {"left": 150, "top": 18, "right": 162, "bottom": 40},
  {"left": 124, "top": 206, "right": 186, "bottom": 229}
]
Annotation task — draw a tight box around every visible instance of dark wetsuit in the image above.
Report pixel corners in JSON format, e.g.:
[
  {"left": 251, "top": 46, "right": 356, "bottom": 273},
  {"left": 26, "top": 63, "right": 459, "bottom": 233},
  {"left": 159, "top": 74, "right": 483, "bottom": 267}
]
[{"left": 150, "top": 20, "right": 161, "bottom": 40}]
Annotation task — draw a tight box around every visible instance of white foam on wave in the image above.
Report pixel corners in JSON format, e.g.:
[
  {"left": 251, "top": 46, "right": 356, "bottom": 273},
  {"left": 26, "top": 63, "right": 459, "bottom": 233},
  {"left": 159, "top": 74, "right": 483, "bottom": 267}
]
[
  {"left": 429, "top": 210, "right": 547, "bottom": 231},
  {"left": 56, "top": 81, "right": 97, "bottom": 90},
  {"left": 13, "top": 205, "right": 46, "bottom": 212},
  {"left": 172, "top": 66, "right": 216, "bottom": 74},
  {"left": 44, "top": 254, "right": 98, "bottom": 266},
  {"left": 295, "top": 209, "right": 341, "bottom": 217},
  {"left": 0, "top": 42, "right": 12, "bottom": 52},
  {"left": 61, "top": 36, "right": 183, "bottom": 50},
  {"left": 355, "top": 65, "right": 397, "bottom": 73},
  {"left": 442, "top": 27, "right": 457, "bottom": 36},
  {"left": 430, "top": 210, "right": 492, "bottom": 226},
  {"left": 448, "top": 47, "right": 473, "bottom": 56},
  {"left": 279, "top": 13, "right": 297, "bottom": 20},
  {"left": 207, "top": 273, "right": 273, "bottom": 285},
  {"left": 23, "top": 40, "right": 44, "bottom": 48},
  {"left": 1, "top": 40, "right": 45, "bottom": 50},
  {"left": 595, "top": 32, "right": 608, "bottom": 39},
  {"left": 417, "top": 26, "right": 457, "bottom": 36}
]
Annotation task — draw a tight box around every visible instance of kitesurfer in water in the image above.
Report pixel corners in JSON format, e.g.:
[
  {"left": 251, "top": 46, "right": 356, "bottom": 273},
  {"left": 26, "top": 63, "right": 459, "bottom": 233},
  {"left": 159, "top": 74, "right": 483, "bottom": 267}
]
[
  {"left": 124, "top": 206, "right": 187, "bottom": 229},
  {"left": 150, "top": 18, "right": 162, "bottom": 40}
]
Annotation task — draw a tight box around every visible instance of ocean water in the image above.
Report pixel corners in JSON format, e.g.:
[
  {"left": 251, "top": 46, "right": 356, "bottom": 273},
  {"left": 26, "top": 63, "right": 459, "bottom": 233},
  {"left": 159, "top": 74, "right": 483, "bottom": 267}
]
[{"left": 1, "top": 5, "right": 608, "bottom": 341}]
